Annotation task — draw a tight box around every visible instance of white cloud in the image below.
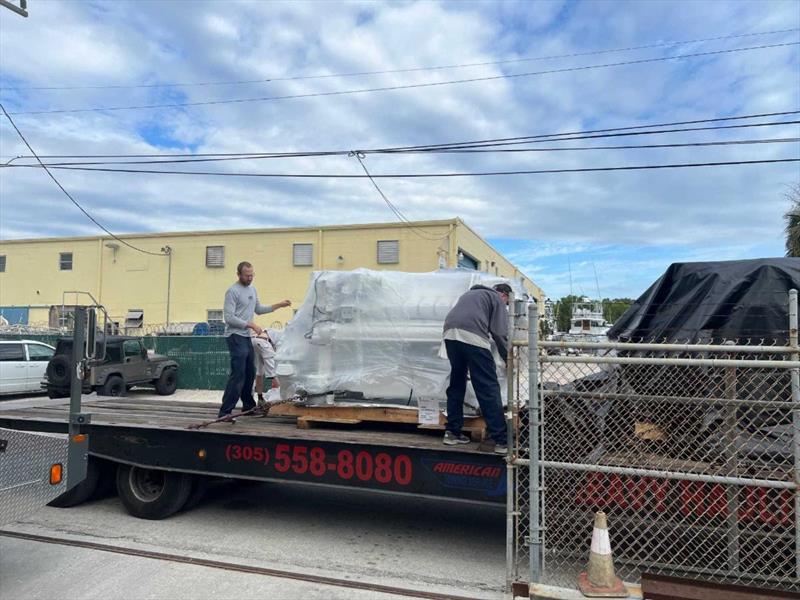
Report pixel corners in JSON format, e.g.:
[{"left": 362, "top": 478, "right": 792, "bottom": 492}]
[{"left": 0, "top": 0, "right": 797, "bottom": 294}]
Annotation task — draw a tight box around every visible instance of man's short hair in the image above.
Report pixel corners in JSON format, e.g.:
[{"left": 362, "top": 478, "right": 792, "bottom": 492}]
[
  {"left": 493, "top": 283, "right": 513, "bottom": 295},
  {"left": 237, "top": 261, "right": 253, "bottom": 274}
]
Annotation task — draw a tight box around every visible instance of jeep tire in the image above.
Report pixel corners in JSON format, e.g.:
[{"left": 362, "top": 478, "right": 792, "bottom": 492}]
[
  {"left": 46, "top": 355, "right": 72, "bottom": 387},
  {"left": 155, "top": 368, "right": 177, "bottom": 395},
  {"left": 116, "top": 465, "right": 193, "bottom": 520},
  {"left": 99, "top": 375, "right": 126, "bottom": 397}
]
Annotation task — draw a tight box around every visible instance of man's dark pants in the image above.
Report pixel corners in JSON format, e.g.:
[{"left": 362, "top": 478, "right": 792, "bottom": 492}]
[
  {"left": 219, "top": 334, "right": 256, "bottom": 417},
  {"left": 444, "top": 339, "right": 507, "bottom": 445}
]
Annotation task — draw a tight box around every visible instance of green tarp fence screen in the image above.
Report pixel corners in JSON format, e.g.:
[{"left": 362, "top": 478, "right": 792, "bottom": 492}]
[{"left": 0, "top": 334, "right": 230, "bottom": 390}]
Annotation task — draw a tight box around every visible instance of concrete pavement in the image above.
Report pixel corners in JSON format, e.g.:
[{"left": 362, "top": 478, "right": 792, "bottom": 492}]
[{"left": 0, "top": 478, "right": 506, "bottom": 599}]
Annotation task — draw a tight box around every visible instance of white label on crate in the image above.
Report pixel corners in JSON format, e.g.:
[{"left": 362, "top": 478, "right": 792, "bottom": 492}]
[{"left": 417, "top": 397, "right": 440, "bottom": 425}]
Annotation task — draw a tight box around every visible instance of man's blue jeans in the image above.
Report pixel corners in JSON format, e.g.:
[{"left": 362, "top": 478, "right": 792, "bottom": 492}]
[
  {"left": 444, "top": 339, "right": 507, "bottom": 445},
  {"left": 219, "top": 334, "right": 256, "bottom": 417}
]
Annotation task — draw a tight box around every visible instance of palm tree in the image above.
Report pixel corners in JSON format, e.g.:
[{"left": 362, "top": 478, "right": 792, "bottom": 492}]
[{"left": 785, "top": 183, "right": 800, "bottom": 257}]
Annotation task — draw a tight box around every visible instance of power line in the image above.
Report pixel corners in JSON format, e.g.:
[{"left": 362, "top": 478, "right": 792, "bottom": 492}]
[
  {"left": 0, "top": 103, "right": 165, "bottom": 257},
  {"left": 4, "top": 27, "right": 797, "bottom": 91},
  {"left": 11, "top": 137, "right": 797, "bottom": 168},
  {"left": 3, "top": 111, "right": 799, "bottom": 166},
  {"left": 369, "top": 112, "right": 800, "bottom": 153},
  {"left": 9, "top": 42, "right": 798, "bottom": 116},
  {"left": 11, "top": 158, "right": 797, "bottom": 179},
  {"left": 350, "top": 151, "right": 447, "bottom": 241}
]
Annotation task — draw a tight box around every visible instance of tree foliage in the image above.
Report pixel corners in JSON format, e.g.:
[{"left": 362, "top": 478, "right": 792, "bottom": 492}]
[{"left": 785, "top": 183, "right": 800, "bottom": 258}]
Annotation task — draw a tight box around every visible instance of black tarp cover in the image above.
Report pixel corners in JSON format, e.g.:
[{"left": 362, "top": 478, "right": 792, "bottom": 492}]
[{"left": 608, "top": 257, "right": 800, "bottom": 342}]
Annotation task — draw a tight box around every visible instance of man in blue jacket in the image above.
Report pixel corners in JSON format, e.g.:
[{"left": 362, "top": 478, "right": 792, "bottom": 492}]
[
  {"left": 442, "top": 283, "right": 511, "bottom": 453},
  {"left": 219, "top": 261, "right": 291, "bottom": 420}
]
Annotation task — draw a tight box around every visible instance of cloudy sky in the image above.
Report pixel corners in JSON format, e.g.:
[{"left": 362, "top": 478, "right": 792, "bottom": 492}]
[{"left": 0, "top": 0, "right": 798, "bottom": 299}]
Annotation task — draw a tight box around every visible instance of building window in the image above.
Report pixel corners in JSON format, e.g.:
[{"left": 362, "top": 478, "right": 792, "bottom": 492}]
[
  {"left": 125, "top": 309, "right": 144, "bottom": 331},
  {"left": 457, "top": 249, "right": 479, "bottom": 270},
  {"left": 0, "top": 255, "right": 5, "bottom": 272},
  {"left": 377, "top": 240, "right": 399, "bottom": 264},
  {"left": 59, "top": 252, "right": 73, "bottom": 271},
  {"left": 207, "top": 309, "right": 224, "bottom": 323},
  {"left": 206, "top": 246, "right": 225, "bottom": 268},
  {"left": 293, "top": 243, "right": 313, "bottom": 267}
]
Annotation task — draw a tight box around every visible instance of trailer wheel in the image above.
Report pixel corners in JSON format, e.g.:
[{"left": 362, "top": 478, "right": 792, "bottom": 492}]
[
  {"left": 48, "top": 457, "right": 101, "bottom": 508},
  {"left": 182, "top": 476, "right": 209, "bottom": 512},
  {"left": 116, "top": 465, "right": 193, "bottom": 520}
]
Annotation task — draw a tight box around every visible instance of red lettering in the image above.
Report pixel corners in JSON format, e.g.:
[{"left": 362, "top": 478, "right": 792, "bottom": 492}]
[
  {"left": 577, "top": 472, "right": 606, "bottom": 506},
  {"left": 705, "top": 484, "right": 727, "bottom": 518},
  {"left": 607, "top": 475, "right": 628, "bottom": 509},
  {"left": 649, "top": 478, "right": 669, "bottom": 512},
  {"left": 755, "top": 487, "right": 792, "bottom": 526},
  {"left": 394, "top": 455, "right": 412, "bottom": 486},
  {"left": 777, "top": 489, "right": 794, "bottom": 526},
  {"left": 433, "top": 463, "right": 445, "bottom": 474},
  {"left": 629, "top": 478, "right": 647, "bottom": 510},
  {"left": 680, "top": 481, "right": 707, "bottom": 517}
]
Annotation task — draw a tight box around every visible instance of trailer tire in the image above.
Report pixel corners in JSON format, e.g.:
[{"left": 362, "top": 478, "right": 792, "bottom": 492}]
[
  {"left": 48, "top": 457, "right": 101, "bottom": 508},
  {"left": 116, "top": 465, "right": 193, "bottom": 520},
  {"left": 154, "top": 368, "right": 177, "bottom": 396},
  {"left": 182, "top": 476, "right": 209, "bottom": 512},
  {"left": 99, "top": 375, "right": 125, "bottom": 397}
]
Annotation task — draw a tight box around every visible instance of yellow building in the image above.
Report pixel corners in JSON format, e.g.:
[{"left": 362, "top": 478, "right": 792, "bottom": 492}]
[{"left": 0, "top": 218, "right": 543, "bottom": 330}]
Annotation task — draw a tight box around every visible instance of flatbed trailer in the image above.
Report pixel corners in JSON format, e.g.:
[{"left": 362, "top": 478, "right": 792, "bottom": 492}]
[{"left": 0, "top": 396, "right": 506, "bottom": 519}]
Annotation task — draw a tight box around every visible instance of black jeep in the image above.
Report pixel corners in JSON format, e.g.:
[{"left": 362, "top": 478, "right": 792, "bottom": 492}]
[{"left": 45, "top": 336, "right": 178, "bottom": 398}]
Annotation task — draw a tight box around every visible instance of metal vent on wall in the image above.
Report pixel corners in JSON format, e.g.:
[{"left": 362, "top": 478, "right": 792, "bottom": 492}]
[
  {"left": 206, "top": 246, "right": 225, "bottom": 268},
  {"left": 377, "top": 240, "right": 400, "bottom": 264},
  {"left": 125, "top": 309, "right": 144, "bottom": 329},
  {"left": 293, "top": 243, "right": 313, "bottom": 266}
]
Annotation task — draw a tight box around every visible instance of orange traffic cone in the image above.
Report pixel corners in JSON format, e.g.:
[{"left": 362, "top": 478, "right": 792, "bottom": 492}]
[{"left": 578, "top": 511, "right": 628, "bottom": 598}]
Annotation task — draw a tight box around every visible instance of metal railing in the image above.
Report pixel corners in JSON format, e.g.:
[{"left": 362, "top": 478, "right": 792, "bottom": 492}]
[{"left": 507, "top": 293, "right": 800, "bottom": 595}]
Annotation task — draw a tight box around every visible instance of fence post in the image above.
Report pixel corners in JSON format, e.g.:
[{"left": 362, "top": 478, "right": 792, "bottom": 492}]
[
  {"left": 528, "top": 300, "right": 542, "bottom": 584},
  {"left": 505, "top": 292, "right": 516, "bottom": 589},
  {"left": 722, "top": 340, "right": 740, "bottom": 573},
  {"left": 789, "top": 289, "right": 800, "bottom": 579}
]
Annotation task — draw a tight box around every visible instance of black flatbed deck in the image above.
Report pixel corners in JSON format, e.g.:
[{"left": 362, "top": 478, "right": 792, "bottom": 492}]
[{"left": 0, "top": 397, "right": 506, "bottom": 503}]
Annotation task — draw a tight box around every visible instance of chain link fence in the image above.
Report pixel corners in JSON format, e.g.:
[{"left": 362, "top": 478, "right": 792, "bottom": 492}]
[{"left": 508, "top": 298, "right": 800, "bottom": 595}]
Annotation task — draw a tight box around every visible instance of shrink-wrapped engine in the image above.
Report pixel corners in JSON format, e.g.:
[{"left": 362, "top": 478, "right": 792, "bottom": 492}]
[{"left": 276, "top": 269, "right": 529, "bottom": 412}]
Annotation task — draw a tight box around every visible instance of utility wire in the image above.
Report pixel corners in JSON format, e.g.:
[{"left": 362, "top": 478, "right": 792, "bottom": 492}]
[
  {"left": 0, "top": 104, "right": 165, "bottom": 257},
  {"left": 4, "top": 27, "right": 797, "bottom": 91},
  {"left": 379, "top": 120, "right": 800, "bottom": 152},
  {"left": 350, "top": 151, "right": 447, "bottom": 241},
  {"left": 12, "top": 158, "right": 797, "bottom": 179},
  {"left": 9, "top": 137, "right": 797, "bottom": 168},
  {"left": 3, "top": 110, "right": 797, "bottom": 163},
  {"left": 9, "top": 42, "right": 798, "bottom": 116},
  {"left": 368, "top": 112, "right": 800, "bottom": 152}
]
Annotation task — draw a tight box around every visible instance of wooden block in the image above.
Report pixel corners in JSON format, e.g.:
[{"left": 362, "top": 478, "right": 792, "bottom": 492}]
[{"left": 297, "top": 416, "right": 362, "bottom": 429}]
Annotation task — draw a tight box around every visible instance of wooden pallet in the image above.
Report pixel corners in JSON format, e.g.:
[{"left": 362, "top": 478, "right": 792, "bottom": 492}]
[{"left": 268, "top": 403, "right": 488, "bottom": 441}]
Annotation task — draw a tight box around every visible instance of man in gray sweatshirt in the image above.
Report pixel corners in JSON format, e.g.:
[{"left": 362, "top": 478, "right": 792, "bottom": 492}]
[
  {"left": 219, "top": 261, "right": 291, "bottom": 419},
  {"left": 441, "top": 283, "right": 511, "bottom": 453}
]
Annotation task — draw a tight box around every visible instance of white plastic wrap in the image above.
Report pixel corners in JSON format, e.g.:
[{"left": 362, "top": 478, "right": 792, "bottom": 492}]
[{"left": 275, "top": 269, "right": 529, "bottom": 412}]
